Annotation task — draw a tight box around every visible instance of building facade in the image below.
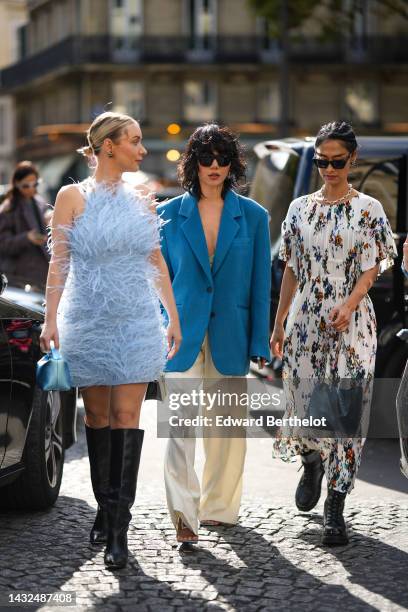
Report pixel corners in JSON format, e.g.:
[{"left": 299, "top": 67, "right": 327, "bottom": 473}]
[
  {"left": 0, "top": 0, "right": 407, "bottom": 191},
  {"left": 0, "top": 0, "right": 27, "bottom": 187}
]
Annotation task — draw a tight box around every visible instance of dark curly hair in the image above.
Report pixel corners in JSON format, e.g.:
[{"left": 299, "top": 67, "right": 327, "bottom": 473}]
[
  {"left": 4, "top": 161, "right": 39, "bottom": 213},
  {"left": 315, "top": 120, "right": 358, "bottom": 154},
  {"left": 177, "top": 123, "right": 247, "bottom": 199}
]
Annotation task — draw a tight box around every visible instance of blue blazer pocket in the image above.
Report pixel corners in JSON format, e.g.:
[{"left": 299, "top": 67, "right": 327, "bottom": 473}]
[{"left": 230, "top": 238, "right": 250, "bottom": 247}]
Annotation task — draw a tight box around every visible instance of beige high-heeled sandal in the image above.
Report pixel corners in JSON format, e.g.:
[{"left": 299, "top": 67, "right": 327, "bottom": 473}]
[{"left": 176, "top": 516, "right": 199, "bottom": 543}]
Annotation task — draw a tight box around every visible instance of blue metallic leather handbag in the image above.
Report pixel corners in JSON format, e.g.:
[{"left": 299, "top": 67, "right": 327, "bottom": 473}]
[{"left": 36, "top": 343, "right": 73, "bottom": 391}]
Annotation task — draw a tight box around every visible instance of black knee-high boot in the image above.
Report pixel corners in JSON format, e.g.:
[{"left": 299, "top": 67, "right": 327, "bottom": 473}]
[
  {"left": 104, "top": 428, "right": 144, "bottom": 570},
  {"left": 85, "top": 424, "right": 111, "bottom": 545}
]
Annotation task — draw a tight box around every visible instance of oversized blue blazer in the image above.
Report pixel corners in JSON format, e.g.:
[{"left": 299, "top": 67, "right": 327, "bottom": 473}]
[{"left": 157, "top": 189, "right": 271, "bottom": 375}]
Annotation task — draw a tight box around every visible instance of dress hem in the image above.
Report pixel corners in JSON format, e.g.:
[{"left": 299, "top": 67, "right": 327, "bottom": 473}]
[{"left": 73, "top": 376, "right": 162, "bottom": 388}]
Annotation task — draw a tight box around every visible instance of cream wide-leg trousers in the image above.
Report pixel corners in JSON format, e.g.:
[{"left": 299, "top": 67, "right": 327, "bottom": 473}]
[{"left": 164, "top": 334, "right": 247, "bottom": 535}]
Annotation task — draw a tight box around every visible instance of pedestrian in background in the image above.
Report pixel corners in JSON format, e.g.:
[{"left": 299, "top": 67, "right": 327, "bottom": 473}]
[
  {"left": 397, "top": 237, "right": 408, "bottom": 478},
  {"left": 158, "top": 123, "right": 271, "bottom": 543},
  {"left": 40, "top": 111, "right": 181, "bottom": 570},
  {"left": 402, "top": 236, "right": 408, "bottom": 276},
  {"left": 0, "top": 161, "right": 51, "bottom": 290},
  {"left": 270, "top": 120, "right": 397, "bottom": 545}
]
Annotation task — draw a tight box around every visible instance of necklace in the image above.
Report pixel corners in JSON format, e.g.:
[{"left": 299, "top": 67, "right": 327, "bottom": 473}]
[{"left": 314, "top": 183, "right": 354, "bottom": 206}]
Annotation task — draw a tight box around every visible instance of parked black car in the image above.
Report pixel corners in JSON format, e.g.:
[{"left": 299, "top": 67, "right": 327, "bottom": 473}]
[
  {"left": 250, "top": 136, "right": 408, "bottom": 435},
  {"left": 0, "top": 273, "right": 77, "bottom": 510}
]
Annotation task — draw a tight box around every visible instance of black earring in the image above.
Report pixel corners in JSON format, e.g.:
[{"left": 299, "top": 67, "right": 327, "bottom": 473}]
[{"left": 107, "top": 150, "right": 113, "bottom": 158}]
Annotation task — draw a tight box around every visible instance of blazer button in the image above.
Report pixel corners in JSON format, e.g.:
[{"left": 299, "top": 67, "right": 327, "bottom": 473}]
[
  {"left": 206, "top": 287, "right": 213, "bottom": 293},
  {"left": 210, "top": 312, "right": 215, "bottom": 318}
]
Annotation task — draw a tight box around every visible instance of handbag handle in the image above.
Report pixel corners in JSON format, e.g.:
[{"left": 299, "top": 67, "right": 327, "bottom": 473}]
[{"left": 49, "top": 340, "right": 62, "bottom": 361}]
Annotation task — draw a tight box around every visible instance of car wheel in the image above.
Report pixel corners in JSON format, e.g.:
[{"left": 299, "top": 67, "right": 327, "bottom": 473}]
[{"left": 0, "top": 387, "right": 65, "bottom": 510}]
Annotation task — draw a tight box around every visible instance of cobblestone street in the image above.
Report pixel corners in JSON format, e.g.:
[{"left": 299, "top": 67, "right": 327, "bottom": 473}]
[{"left": 0, "top": 402, "right": 407, "bottom": 611}]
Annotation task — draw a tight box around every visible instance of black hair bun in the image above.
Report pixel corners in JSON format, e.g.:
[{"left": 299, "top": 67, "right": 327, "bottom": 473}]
[{"left": 315, "top": 120, "right": 358, "bottom": 153}]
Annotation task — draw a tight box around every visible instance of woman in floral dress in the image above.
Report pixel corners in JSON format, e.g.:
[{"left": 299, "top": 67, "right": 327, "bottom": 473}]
[{"left": 270, "top": 121, "right": 397, "bottom": 546}]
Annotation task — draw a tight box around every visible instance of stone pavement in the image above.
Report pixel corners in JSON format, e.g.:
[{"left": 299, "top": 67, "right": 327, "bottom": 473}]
[{"left": 0, "top": 402, "right": 407, "bottom": 611}]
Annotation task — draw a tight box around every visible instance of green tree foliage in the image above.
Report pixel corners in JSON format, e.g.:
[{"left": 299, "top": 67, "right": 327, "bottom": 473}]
[{"left": 248, "top": 0, "right": 408, "bottom": 36}]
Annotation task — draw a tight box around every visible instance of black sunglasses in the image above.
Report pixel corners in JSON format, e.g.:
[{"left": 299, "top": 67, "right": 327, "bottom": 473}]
[
  {"left": 197, "top": 153, "right": 232, "bottom": 167},
  {"left": 313, "top": 155, "right": 351, "bottom": 170},
  {"left": 19, "top": 180, "right": 40, "bottom": 189}
]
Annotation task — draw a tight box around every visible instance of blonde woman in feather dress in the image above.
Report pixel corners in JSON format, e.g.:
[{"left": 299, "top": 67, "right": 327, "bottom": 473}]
[{"left": 40, "top": 112, "right": 181, "bottom": 570}]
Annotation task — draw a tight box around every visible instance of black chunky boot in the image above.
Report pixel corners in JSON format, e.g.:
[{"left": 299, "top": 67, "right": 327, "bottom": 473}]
[
  {"left": 322, "top": 488, "right": 349, "bottom": 546},
  {"left": 104, "top": 428, "right": 144, "bottom": 570},
  {"left": 295, "top": 450, "right": 325, "bottom": 512},
  {"left": 85, "top": 424, "right": 110, "bottom": 545}
]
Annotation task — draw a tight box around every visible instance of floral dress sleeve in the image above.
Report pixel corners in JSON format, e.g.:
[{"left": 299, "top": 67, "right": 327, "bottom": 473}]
[
  {"left": 360, "top": 197, "right": 397, "bottom": 275},
  {"left": 279, "top": 198, "right": 300, "bottom": 279}
]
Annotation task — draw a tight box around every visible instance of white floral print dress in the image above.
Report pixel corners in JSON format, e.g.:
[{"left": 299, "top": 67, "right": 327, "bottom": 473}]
[{"left": 272, "top": 191, "right": 397, "bottom": 493}]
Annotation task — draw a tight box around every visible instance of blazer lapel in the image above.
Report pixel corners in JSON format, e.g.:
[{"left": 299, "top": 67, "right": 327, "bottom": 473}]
[
  {"left": 212, "top": 190, "right": 242, "bottom": 276},
  {"left": 180, "top": 193, "right": 212, "bottom": 283}
]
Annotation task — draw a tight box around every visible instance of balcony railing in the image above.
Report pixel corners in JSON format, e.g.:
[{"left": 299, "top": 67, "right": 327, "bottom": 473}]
[{"left": 1, "top": 34, "right": 408, "bottom": 89}]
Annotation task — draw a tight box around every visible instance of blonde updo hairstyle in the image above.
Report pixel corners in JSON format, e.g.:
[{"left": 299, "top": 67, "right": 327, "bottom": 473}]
[{"left": 77, "top": 111, "right": 136, "bottom": 159}]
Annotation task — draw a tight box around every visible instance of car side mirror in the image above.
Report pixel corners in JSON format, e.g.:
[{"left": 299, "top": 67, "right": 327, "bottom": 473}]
[{"left": 0, "top": 273, "right": 8, "bottom": 295}]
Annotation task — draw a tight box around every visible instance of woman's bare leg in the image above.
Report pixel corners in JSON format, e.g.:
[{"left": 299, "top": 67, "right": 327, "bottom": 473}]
[
  {"left": 81, "top": 386, "right": 111, "bottom": 428},
  {"left": 110, "top": 383, "right": 147, "bottom": 429}
]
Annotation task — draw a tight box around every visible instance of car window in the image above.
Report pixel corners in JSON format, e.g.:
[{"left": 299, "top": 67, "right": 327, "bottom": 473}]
[
  {"left": 309, "top": 157, "right": 400, "bottom": 232},
  {"left": 250, "top": 151, "right": 300, "bottom": 245}
]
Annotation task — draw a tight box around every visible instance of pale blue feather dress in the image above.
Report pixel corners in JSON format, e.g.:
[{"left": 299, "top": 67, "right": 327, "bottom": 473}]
[{"left": 51, "top": 178, "right": 167, "bottom": 387}]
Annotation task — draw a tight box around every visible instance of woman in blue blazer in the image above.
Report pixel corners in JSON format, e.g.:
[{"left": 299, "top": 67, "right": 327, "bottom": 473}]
[{"left": 157, "top": 124, "right": 271, "bottom": 543}]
